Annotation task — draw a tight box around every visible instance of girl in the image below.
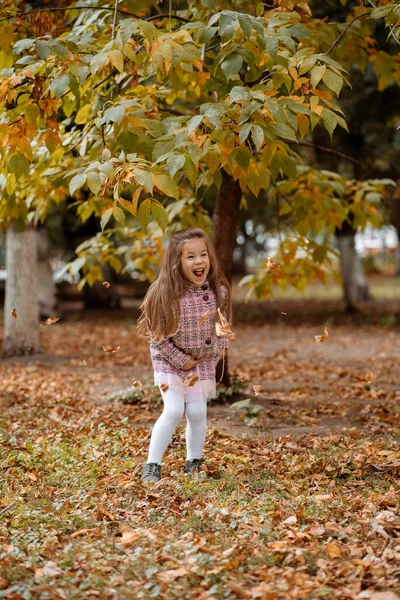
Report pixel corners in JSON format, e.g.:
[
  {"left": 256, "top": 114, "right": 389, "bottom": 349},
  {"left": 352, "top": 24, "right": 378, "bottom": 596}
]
[{"left": 137, "top": 228, "right": 232, "bottom": 482}]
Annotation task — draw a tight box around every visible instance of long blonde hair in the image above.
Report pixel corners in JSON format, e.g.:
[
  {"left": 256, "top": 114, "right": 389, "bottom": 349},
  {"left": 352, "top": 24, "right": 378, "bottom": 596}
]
[{"left": 137, "top": 228, "right": 232, "bottom": 343}]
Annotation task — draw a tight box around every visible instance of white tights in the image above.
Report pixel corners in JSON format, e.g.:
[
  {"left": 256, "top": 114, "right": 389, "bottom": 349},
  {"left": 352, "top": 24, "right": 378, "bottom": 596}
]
[{"left": 147, "top": 387, "right": 208, "bottom": 464}]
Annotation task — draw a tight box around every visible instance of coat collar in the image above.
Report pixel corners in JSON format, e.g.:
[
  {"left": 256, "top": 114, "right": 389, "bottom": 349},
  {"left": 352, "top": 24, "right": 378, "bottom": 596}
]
[{"left": 184, "top": 280, "right": 209, "bottom": 294}]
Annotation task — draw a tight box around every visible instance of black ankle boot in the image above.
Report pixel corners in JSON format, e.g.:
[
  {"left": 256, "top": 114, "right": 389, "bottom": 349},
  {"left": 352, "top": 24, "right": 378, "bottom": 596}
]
[{"left": 185, "top": 459, "right": 206, "bottom": 479}]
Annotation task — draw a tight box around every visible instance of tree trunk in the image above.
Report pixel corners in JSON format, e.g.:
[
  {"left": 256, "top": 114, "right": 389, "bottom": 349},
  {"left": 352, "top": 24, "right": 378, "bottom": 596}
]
[
  {"left": 336, "top": 233, "right": 372, "bottom": 312},
  {"left": 211, "top": 171, "right": 242, "bottom": 387},
  {"left": 4, "top": 224, "right": 42, "bottom": 356},
  {"left": 37, "top": 228, "right": 57, "bottom": 318},
  {"left": 210, "top": 170, "right": 242, "bottom": 282}
]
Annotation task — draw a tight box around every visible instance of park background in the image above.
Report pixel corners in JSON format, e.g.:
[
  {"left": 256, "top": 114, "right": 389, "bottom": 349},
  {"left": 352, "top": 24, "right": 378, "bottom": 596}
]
[{"left": 0, "top": 1, "right": 400, "bottom": 599}]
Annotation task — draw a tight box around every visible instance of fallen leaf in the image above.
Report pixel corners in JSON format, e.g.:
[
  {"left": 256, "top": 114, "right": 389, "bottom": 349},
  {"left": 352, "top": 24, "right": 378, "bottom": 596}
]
[
  {"left": 266, "top": 257, "right": 278, "bottom": 272},
  {"left": 160, "top": 383, "right": 169, "bottom": 393},
  {"left": 326, "top": 542, "right": 342, "bottom": 558},
  {"left": 370, "top": 592, "right": 400, "bottom": 600},
  {"left": 35, "top": 561, "right": 63, "bottom": 578},
  {"left": 41, "top": 317, "right": 60, "bottom": 326},
  {"left": 102, "top": 281, "right": 110, "bottom": 288},
  {"left": 253, "top": 385, "right": 262, "bottom": 396},
  {"left": 102, "top": 345, "right": 121, "bottom": 353},
  {"left": 157, "top": 567, "right": 190, "bottom": 582},
  {"left": 132, "top": 381, "right": 143, "bottom": 390},
  {"left": 314, "top": 494, "right": 332, "bottom": 502},
  {"left": 315, "top": 326, "right": 329, "bottom": 344},
  {"left": 282, "top": 515, "right": 297, "bottom": 525},
  {"left": 0, "top": 577, "right": 9, "bottom": 590},
  {"left": 70, "top": 527, "right": 100, "bottom": 538},
  {"left": 352, "top": 371, "right": 372, "bottom": 383},
  {"left": 370, "top": 461, "right": 400, "bottom": 473},
  {"left": 226, "top": 581, "right": 251, "bottom": 598},
  {"left": 183, "top": 374, "right": 199, "bottom": 387},
  {"left": 11, "top": 308, "right": 17, "bottom": 319},
  {"left": 199, "top": 310, "right": 211, "bottom": 324}
]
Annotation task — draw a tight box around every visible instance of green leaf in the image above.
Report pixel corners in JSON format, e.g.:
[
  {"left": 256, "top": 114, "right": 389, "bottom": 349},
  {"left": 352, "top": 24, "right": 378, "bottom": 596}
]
[
  {"left": 152, "top": 172, "right": 179, "bottom": 200},
  {"left": 238, "top": 14, "right": 252, "bottom": 38},
  {"left": 50, "top": 74, "right": 70, "bottom": 99},
  {"left": 274, "top": 123, "right": 297, "bottom": 143},
  {"left": 311, "top": 65, "right": 326, "bottom": 89},
  {"left": 133, "top": 168, "right": 153, "bottom": 194},
  {"left": 101, "top": 207, "right": 113, "bottom": 230},
  {"left": 13, "top": 39, "right": 34, "bottom": 55},
  {"left": 321, "top": 109, "right": 338, "bottom": 137},
  {"left": 87, "top": 172, "right": 101, "bottom": 195},
  {"left": 69, "top": 174, "right": 87, "bottom": 196},
  {"left": 90, "top": 52, "right": 108, "bottom": 75},
  {"left": 138, "top": 198, "right": 151, "bottom": 231},
  {"left": 35, "top": 40, "right": 51, "bottom": 60},
  {"left": 251, "top": 125, "right": 264, "bottom": 151},
  {"left": 167, "top": 155, "right": 185, "bottom": 177},
  {"left": 322, "top": 69, "right": 343, "bottom": 96},
  {"left": 112, "top": 206, "right": 125, "bottom": 227},
  {"left": 187, "top": 115, "right": 203, "bottom": 135},
  {"left": 229, "top": 86, "right": 250, "bottom": 104},
  {"left": 239, "top": 123, "right": 252, "bottom": 144},
  {"left": 151, "top": 200, "right": 168, "bottom": 232},
  {"left": 8, "top": 153, "right": 29, "bottom": 178},
  {"left": 221, "top": 53, "right": 243, "bottom": 81}
]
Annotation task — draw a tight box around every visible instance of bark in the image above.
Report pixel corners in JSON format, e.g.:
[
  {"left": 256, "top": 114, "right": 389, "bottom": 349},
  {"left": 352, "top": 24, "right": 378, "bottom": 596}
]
[
  {"left": 37, "top": 228, "right": 57, "bottom": 318},
  {"left": 211, "top": 171, "right": 242, "bottom": 387},
  {"left": 336, "top": 233, "right": 372, "bottom": 312},
  {"left": 4, "top": 224, "right": 42, "bottom": 356},
  {"left": 210, "top": 170, "right": 242, "bottom": 282}
]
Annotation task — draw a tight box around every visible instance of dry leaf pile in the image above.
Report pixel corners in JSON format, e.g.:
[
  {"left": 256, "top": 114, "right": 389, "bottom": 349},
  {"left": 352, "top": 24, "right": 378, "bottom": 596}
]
[{"left": 0, "top": 318, "right": 399, "bottom": 600}]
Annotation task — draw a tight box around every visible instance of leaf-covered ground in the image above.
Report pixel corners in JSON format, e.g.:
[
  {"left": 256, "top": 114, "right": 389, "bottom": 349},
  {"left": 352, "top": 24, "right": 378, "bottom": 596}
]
[{"left": 1, "top": 302, "right": 400, "bottom": 600}]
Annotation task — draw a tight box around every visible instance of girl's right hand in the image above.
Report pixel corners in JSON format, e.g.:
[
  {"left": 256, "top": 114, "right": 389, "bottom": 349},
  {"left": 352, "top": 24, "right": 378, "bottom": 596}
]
[{"left": 181, "top": 356, "right": 199, "bottom": 371}]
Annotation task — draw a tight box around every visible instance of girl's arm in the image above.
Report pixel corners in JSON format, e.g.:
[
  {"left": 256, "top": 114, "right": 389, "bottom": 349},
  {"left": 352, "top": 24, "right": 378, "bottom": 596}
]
[{"left": 154, "top": 338, "right": 191, "bottom": 369}]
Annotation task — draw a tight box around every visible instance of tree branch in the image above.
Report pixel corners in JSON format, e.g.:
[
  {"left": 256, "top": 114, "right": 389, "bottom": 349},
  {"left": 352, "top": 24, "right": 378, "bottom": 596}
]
[
  {"left": 325, "top": 12, "right": 370, "bottom": 56},
  {"left": 295, "top": 141, "right": 359, "bottom": 165},
  {"left": 0, "top": 7, "right": 190, "bottom": 25}
]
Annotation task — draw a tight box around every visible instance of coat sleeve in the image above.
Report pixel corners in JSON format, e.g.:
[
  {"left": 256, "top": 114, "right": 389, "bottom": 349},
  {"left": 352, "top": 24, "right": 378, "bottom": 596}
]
[
  {"left": 154, "top": 337, "right": 190, "bottom": 369},
  {"left": 217, "top": 284, "right": 231, "bottom": 351}
]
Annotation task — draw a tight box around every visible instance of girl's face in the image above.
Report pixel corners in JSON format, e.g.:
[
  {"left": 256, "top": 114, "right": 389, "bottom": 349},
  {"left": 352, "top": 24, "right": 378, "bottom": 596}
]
[{"left": 180, "top": 238, "right": 210, "bottom": 286}]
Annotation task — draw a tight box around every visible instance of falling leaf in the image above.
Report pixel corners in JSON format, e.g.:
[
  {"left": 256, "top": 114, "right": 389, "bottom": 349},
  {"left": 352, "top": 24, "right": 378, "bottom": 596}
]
[
  {"left": 326, "top": 542, "right": 342, "bottom": 558},
  {"left": 102, "top": 281, "right": 110, "bottom": 288},
  {"left": 183, "top": 374, "right": 199, "bottom": 387},
  {"left": 82, "top": 359, "right": 86, "bottom": 366},
  {"left": 281, "top": 311, "right": 287, "bottom": 315},
  {"left": 11, "top": 308, "right": 17, "bottom": 319},
  {"left": 199, "top": 310, "right": 211, "bottom": 324},
  {"left": 41, "top": 317, "right": 60, "bottom": 326},
  {"left": 238, "top": 375, "right": 245, "bottom": 383},
  {"left": 216, "top": 308, "right": 235, "bottom": 340},
  {"left": 253, "top": 385, "right": 262, "bottom": 396},
  {"left": 352, "top": 371, "right": 371, "bottom": 383},
  {"left": 160, "top": 383, "right": 169, "bottom": 393},
  {"left": 266, "top": 257, "right": 278, "bottom": 272},
  {"left": 315, "top": 327, "right": 329, "bottom": 344},
  {"left": 132, "top": 380, "right": 143, "bottom": 390},
  {"left": 102, "top": 345, "right": 121, "bottom": 353}
]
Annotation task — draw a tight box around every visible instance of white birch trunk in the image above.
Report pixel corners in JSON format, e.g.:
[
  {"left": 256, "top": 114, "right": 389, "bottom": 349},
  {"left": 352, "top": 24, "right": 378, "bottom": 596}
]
[
  {"left": 37, "top": 228, "right": 57, "bottom": 317},
  {"left": 3, "top": 224, "right": 42, "bottom": 356}
]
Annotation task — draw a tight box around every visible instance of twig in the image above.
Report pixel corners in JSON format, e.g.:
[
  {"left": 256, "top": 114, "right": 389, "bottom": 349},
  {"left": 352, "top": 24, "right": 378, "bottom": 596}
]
[
  {"left": 0, "top": 501, "right": 16, "bottom": 516},
  {"left": 295, "top": 141, "right": 359, "bottom": 165},
  {"left": 111, "top": 0, "right": 119, "bottom": 40},
  {"left": 325, "top": 12, "right": 370, "bottom": 56},
  {"left": 366, "top": 0, "right": 400, "bottom": 46},
  {"left": 93, "top": 69, "right": 118, "bottom": 90}
]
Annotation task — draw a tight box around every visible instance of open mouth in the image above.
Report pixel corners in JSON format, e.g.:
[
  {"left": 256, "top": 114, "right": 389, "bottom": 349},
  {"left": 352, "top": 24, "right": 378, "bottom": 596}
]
[{"left": 193, "top": 268, "right": 205, "bottom": 280}]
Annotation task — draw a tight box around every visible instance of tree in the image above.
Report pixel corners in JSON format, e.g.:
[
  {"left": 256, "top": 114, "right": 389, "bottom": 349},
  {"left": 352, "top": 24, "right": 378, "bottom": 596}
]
[{"left": 0, "top": 0, "right": 396, "bottom": 355}]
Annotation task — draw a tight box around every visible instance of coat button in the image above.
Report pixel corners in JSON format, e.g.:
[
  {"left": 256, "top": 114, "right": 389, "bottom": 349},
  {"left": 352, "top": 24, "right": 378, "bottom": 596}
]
[
  {"left": 201, "top": 284, "right": 208, "bottom": 291},
  {"left": 205, "top": 338, "right": 212, "bottom": 345},
  {"left": 202, "top": 294, "right": 209, "bottom": 301}
]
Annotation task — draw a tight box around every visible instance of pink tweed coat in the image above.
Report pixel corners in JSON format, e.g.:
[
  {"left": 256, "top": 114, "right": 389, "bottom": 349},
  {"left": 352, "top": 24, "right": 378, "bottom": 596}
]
[{"left": 150, "top": 281, "right": 230, "bottom": 380}]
